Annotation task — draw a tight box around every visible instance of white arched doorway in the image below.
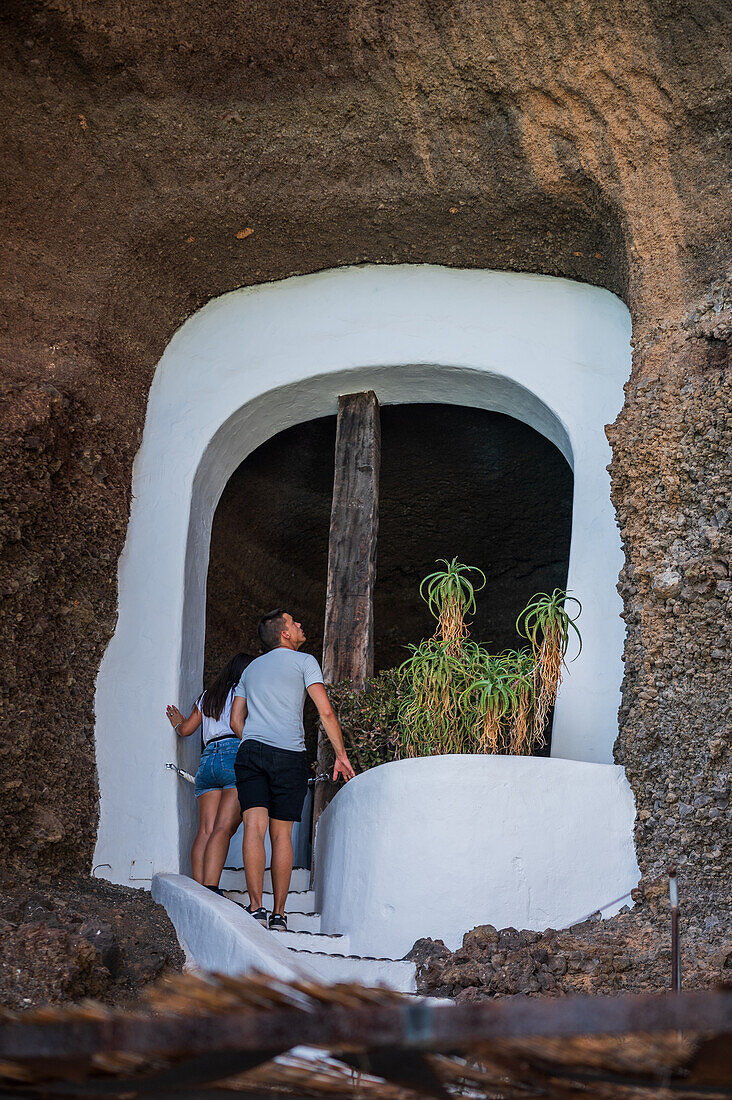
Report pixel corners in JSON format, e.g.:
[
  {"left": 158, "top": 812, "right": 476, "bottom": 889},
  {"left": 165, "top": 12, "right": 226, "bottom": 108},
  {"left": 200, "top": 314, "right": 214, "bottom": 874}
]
[{"left": 93, "top": 265, "right": 631, "bottom": 885}]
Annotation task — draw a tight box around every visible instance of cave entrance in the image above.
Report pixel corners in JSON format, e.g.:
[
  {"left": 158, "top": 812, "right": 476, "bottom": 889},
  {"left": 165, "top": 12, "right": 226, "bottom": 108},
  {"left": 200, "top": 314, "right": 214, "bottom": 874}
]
[
  {"left": 93, "top": 265, "right": 631, "bottom": 886},
  {"left": 205, "top": 402, "right": 573, "bottom": 735},
  {"left": 206, "top": 400, "right": 573, "bottom": 869}
]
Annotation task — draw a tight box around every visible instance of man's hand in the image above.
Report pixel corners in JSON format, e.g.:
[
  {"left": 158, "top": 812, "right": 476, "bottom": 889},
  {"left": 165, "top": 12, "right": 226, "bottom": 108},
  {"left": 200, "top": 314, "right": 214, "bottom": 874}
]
[
  {"left": 333, "top": 753, "right": 356, "bottom": 782},
  {"left": 307, "top": 683, "right": 354, "bottom": 781}
]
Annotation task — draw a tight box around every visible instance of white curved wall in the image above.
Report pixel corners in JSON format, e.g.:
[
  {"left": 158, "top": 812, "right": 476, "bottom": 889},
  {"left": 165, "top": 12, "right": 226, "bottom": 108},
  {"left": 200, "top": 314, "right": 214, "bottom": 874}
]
[
  {"left": 92, "top": 265, "right": 631, "bottom": 885},
  {"left": 315, "top": 756, "right": 640, "bottom": 959}
]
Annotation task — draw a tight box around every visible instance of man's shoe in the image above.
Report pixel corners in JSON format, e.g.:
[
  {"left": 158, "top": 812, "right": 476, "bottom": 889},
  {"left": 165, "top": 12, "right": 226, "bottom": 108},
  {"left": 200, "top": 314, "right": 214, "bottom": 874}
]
[
  {"left": 245, "top": 905, "right": 269, "bottom": 926},
  {"left": 268, "top": 913, "right": 287, "bottom": 932}
]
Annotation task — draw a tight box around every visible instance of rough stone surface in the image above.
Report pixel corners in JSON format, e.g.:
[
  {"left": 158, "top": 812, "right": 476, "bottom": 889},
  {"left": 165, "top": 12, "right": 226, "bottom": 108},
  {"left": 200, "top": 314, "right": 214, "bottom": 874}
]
[
  {"left": 0, "top": 0, "right": 730, "bottom": 956},
  {"left": 409, "top": 880, "right": 732, "bottom": 1002},
  {"left": 608, "top": 272, "right": 732, "bottom": 927},
  {"left": 0, "top": 875, "right": 184, "bottom": 1010}
]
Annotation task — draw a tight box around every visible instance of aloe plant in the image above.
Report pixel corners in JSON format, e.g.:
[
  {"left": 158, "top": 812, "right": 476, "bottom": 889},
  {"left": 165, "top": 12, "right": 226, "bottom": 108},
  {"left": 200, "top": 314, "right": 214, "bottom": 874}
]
[
  {"left": 460, "top": 649, "right": 536, "bottom": 754},
  {"left": 398, "top": 638, "right": 478, "bottom": 756},
  {"left": 420, "top": 558, "right": 486, "bottom": 652},
  {"left": 461, "top": 655, "right": 516, "bottom": 753},
  {"left": 395, "top": 561, "right": 582, "bottom": 759},
  {"left": 517, "top": 589, "right": 582, "bottom": 741},
  {"left": 503, "top": 649, "right": 537, "bottom": 754}
]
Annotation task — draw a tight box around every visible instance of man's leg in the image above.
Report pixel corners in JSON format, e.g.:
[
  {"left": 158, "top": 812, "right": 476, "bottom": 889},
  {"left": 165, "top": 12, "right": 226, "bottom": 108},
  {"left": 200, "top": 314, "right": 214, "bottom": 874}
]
[
  {"left": 269, "top": 818, "right": 295, "bottom": 917},
  {"left": 242, "top": 806, "right": 269, "bottom": 910}
]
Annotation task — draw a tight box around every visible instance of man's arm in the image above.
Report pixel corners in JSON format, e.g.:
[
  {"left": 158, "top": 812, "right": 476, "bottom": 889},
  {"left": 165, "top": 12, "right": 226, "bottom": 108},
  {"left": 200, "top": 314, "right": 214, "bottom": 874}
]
[
  {"left": 307, "top": 683, "right": 355, "bottom": 781},
  {"left": 230, "top": 695, "right": 248, "bottom": 737}
]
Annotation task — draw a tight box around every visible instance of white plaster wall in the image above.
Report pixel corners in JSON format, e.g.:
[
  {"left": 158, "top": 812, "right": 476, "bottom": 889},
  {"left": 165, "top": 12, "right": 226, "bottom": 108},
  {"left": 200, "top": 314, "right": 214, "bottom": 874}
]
[
  {"left": 93, "top": 265, "right": 631, "bottom": 886},
  {"left": 315, "top": 756, "right": 640, "bottom": 959}
]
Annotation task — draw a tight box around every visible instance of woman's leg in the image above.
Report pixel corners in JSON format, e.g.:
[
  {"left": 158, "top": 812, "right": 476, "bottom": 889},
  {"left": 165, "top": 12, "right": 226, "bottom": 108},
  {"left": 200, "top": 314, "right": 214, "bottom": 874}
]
[
  {"left": 202, "top": 788, "right": 242, "bottom": 889},
  {"left": 191, "top": 790, "right": 221, "bottom": 883}
]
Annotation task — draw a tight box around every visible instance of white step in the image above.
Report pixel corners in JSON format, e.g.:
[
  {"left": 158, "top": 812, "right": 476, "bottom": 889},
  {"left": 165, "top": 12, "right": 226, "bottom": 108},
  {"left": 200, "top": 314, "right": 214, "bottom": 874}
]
[
  {"left": 265, "top": 867, "right": 311, "bottom": 892},
  {"left": 223, "top": 895, "right": 322, "bottom": 932},
  {"left": 210, "top": 884, "right": 417, "bottom": 991},
  {"left": 277, "top": 911, "right": 322, "bottom": 933},
  {"left": 219, "top": 867, "right": 311, "bottom": 893},
  {"left": 219, "top": 869, "right": 245, "bottom": 891},
  {"left": 274, "top": 929, "right": 351, "bottom": 954},
  {"left": 290, "top": 950, "right": 417, "bottom": 993},
  {"left": 224, "top": 889, "right": 316, "bottom": 914}
]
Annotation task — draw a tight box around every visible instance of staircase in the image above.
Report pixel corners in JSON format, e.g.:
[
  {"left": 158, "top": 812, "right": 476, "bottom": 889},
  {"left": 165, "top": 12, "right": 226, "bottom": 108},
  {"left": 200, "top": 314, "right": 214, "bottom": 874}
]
[{"left": 220, "top": 867, "right": 416, "bottom": 992}]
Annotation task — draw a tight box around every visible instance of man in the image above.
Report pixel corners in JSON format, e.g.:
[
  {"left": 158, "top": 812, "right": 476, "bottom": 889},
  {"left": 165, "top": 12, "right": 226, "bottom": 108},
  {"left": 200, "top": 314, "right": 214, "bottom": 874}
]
[{"left": 230, "top": 609, "right": 355, "bottom": 931}]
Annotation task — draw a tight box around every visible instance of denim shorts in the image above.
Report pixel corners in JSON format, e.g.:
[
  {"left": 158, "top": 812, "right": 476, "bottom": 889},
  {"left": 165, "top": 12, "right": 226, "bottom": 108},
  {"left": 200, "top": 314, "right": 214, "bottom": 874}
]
[{"left": 194, "top": 737, "right": 240, "bottom": 797}]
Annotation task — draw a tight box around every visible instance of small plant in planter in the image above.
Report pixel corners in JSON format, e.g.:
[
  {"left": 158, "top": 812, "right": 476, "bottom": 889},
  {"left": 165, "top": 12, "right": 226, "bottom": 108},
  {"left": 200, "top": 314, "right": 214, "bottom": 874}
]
[
  {"left": 398, "top": 559, "right": 487, "bottom": 757},
  {"left": 330, "top": 561, "right": 582, "bottom": 768},
  {"left": 397, "top": 560, "right": 582, "bottom": 758}
]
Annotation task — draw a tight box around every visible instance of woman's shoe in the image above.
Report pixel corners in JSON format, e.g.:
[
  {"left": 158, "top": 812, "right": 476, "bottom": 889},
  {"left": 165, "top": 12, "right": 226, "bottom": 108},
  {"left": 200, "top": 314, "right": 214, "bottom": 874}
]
[
  {"left": 268, "top": 913, "right": 287, "bottom": 932},
  {"left": 245, "top": 905, "right": 269, "bottom": 926}
]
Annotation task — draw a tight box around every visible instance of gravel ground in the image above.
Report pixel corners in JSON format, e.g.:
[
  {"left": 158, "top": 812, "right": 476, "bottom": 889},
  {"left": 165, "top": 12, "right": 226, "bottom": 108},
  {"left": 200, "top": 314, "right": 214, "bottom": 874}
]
[{"left": 0, "top": 873, "right": 184, "bottom": 1011}]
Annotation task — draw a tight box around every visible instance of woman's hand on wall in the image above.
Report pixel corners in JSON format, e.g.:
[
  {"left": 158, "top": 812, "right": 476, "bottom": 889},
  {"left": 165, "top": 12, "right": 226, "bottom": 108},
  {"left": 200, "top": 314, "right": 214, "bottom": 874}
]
[
  {"left": 166, "top": 704, "right": 184, "bottom": 729},
  {"left": 166, "top": 703, "right": 201, "bottom": 736}
]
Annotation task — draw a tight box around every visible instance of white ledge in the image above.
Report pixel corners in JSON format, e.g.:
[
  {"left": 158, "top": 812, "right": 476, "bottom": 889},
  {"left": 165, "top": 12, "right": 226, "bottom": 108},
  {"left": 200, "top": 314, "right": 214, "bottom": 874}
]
[
  {"left": 152, "top": 873, "right": 319, "bottom": 979},
  {"left": 315, "top": 755, "right": 640, "bottom": 959}
]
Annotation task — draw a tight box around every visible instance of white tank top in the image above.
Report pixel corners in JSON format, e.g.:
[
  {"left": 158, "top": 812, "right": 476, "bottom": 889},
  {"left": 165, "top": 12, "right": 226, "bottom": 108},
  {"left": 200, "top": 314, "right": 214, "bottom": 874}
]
[{"left": 197, "top": 686, "right": 239, "bottom": 746}]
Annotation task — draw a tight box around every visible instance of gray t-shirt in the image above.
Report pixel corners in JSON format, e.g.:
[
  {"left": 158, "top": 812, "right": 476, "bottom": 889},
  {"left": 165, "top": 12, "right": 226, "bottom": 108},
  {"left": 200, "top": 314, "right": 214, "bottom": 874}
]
[{"left": 233, "top": 647, "right": 324, "bottom": 752}]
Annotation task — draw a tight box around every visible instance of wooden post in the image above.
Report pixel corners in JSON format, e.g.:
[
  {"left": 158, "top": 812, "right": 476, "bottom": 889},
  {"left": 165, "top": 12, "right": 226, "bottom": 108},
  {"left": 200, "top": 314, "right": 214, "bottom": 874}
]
[{"left": 312, "top": 391, "right": 380, "bottom": 843}]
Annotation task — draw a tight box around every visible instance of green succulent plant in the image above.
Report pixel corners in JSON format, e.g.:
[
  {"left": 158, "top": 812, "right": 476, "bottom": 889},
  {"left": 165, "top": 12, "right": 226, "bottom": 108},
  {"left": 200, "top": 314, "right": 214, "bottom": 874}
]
[
  {"left": 517, "top": 589, "right": 582, "bottom": 741},
  {"left": 331, "top": 563, "right": 582, "bottom": 769}
]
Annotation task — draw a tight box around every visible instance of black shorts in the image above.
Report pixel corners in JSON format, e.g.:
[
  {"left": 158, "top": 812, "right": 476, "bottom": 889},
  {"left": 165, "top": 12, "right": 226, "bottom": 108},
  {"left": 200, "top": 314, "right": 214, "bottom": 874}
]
[{"left": 234, "top": 739, "right": 309, "bottom": 822}]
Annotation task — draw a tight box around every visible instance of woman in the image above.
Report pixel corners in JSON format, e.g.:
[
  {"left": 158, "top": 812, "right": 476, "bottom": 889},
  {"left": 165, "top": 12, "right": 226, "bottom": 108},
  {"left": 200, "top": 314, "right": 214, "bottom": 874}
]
[{"left": 166, "top": 652, "right": 252, "bottom": 892}]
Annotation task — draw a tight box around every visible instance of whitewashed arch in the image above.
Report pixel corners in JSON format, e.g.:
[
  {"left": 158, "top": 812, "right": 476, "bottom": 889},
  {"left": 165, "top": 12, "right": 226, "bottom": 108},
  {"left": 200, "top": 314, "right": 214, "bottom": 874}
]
[{"left": 93, "top": 265, "right": 631, "bottom": 885}]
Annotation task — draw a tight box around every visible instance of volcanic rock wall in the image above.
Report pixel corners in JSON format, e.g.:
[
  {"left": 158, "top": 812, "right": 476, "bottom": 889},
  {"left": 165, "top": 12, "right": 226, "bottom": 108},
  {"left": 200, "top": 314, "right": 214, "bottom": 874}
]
[
  {"left": 0, "top": 0, "right": 729, "bottom": 925},
  {"left": 609, "top": 276, "right": 732, "bottom": 929}
]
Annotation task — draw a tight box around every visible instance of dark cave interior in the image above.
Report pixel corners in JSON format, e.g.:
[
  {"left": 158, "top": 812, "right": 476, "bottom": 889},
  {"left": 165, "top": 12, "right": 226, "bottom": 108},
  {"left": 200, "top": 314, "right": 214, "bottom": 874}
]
[{"left": 204, "top": 403, "right": 574, "bottom": 689}]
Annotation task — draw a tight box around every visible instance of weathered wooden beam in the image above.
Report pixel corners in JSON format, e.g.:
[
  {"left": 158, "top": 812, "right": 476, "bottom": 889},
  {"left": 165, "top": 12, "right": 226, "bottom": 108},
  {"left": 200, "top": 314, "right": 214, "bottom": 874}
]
[
  {"left": 313, "top": 391, "right": 380, "bottom": 831},
  {"left": 1, "top": 989, "right": 730, "bottom": 1061}
]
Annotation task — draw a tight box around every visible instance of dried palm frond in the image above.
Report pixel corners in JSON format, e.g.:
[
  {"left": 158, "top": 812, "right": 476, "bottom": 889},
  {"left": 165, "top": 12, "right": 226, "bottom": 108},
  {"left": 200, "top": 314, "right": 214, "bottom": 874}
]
[{"left": 0, "top": 974, "right": 723, "bottom": 1100}]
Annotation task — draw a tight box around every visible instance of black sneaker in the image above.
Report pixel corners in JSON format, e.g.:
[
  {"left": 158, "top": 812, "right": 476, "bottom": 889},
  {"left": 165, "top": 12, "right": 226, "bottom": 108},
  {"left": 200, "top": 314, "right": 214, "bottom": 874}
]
[
  {"left": 245, "top": 905, "right": 269, "bottom": 926},
  {"left": 268, "top": 913, "right": 287, "bottom": 932}
]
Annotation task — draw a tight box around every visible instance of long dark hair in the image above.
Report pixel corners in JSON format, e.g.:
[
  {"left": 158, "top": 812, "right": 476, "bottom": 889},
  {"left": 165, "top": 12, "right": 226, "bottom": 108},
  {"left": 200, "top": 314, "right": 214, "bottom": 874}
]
[{"left": 201, "top": 652, "right": 253, "bottom": 720}]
